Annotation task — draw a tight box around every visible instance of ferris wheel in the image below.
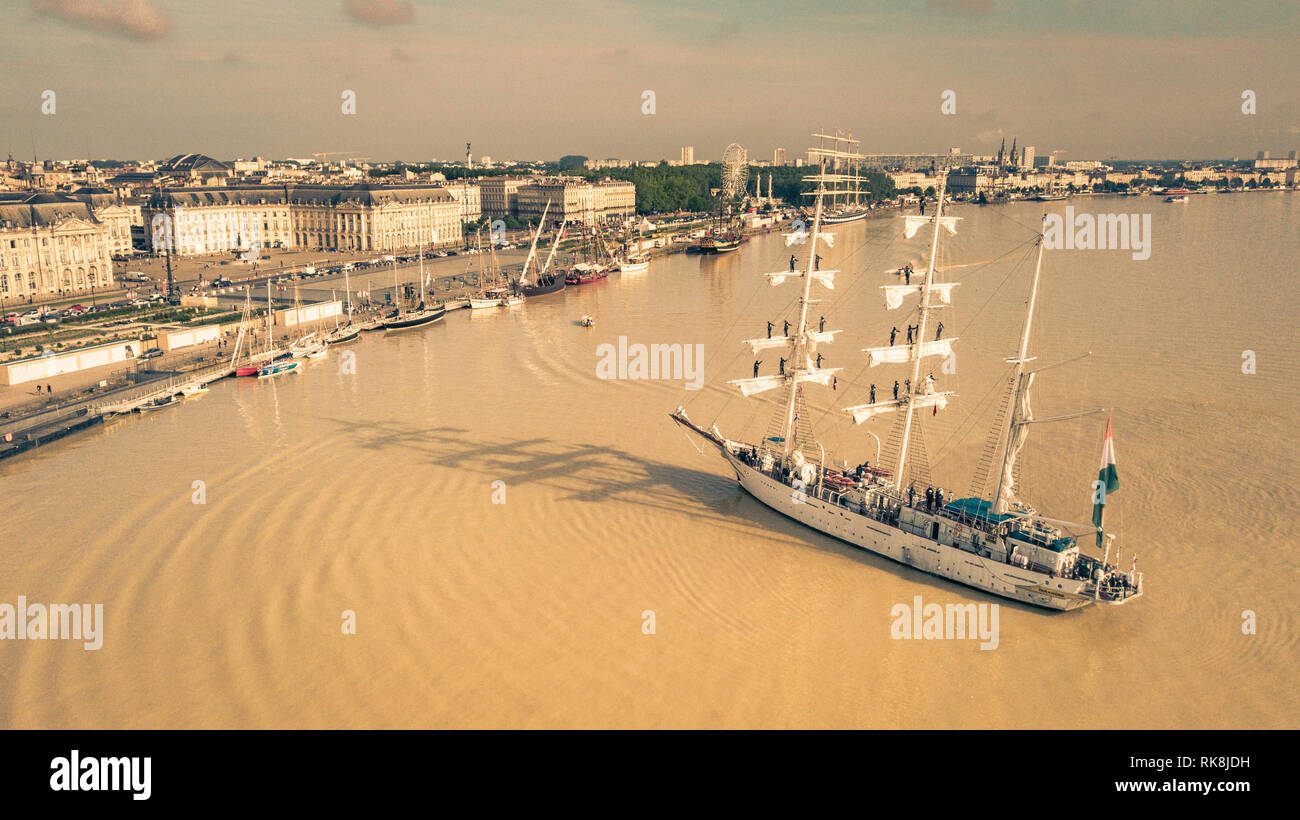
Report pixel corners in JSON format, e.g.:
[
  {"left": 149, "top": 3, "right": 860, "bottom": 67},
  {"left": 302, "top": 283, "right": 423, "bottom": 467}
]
[{"left": 721, "top": 143, "right": 748, "bottom": 200}]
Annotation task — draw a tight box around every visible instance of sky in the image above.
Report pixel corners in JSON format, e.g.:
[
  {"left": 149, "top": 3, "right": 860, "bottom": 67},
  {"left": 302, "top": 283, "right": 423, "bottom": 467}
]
[{"left": 0, "top": 0, "right": 1296, "bottom": 164}]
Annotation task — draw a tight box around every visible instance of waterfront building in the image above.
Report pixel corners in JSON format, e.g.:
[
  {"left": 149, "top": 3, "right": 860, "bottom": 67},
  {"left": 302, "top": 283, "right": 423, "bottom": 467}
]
[
  {"left": 443, "top": 181, "right": 482, "bottom": 223},
  {"left": 0, "top": 194, "right": 113, "bottom": 299},
  {"left": 1020, "top": 145, "right": 1036, "bottom": 170},
  {"left": 681, "top": 146, "right": 694, "bottom": 165},
  {"left": 145, "top": 184, "right": 463, "bottom": 255},
  {"left": 479, "top": 177, "right": 526, "bottom": 218},
  {"left": 516, "top": 179, "right": 636, "bottom": 228}
]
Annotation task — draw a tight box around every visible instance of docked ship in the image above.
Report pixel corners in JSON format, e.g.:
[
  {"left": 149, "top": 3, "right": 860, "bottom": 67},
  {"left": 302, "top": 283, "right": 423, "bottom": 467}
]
[
  {"left": 804, "top": 128, "right": 871, "bottom": 224},
  {"left": 383, "top": 229, "right": 446, "bottom": 330},
  {"left": 563, "top": 226, "right": 613, "bottom": 283},
  {"left": 470, "top": 226, "right": 526, "bottom": 307},
  {"left": 670, "top": 155, "right": 1143, "bottom": 611},
  {"left": 515, "top": 202, "right": 568, "bottom": 297},
  {"left": 689, "top": 207, "right": 745, "bottom": 254},
  {"left": 230, "top": 285, "right": 287, "bottom": 376}
]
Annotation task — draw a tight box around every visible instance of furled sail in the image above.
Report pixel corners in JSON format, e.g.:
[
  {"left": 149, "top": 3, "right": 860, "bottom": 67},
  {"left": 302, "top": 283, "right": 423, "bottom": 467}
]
[
  {"left": 765, "top": 269, "right": 838, "bottom": 289},
  {"left": 729, "top": 375, "right": 785, "bottom": 397},
  {"left": 863, "top": 338, "right": 957, "bottom": 367},
  {"left": 882, "top": 282, "right": 960, "bottom": 310},
  {"left": 842, "top": 399, "right": 901, "bottom": 424},
  {"left": 843, "top": 391, "right": 954, "bottom": 425},
  {"left": 803, "top": 329, "right": 840, "bottom": 348},
  {"left": 744, "top": 336, "right": 794, "bottom": 354},
  {"left": 903, "top": 214, "right": 961, "bottom": 240},
  {"left": 795, "top": 367, "right": 841, "bottom": 388},
  {"left": 997, "top": 372, "right": 1035, "bottom": 510}
]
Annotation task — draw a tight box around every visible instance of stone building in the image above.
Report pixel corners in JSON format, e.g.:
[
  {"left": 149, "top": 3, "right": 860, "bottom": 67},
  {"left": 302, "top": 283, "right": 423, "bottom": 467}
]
[
  {"left": 0, "top": 194, "right": 113, "bottom": 299},
  {"left": 145, "top": 183, "right": 464, "bottom": 255}
]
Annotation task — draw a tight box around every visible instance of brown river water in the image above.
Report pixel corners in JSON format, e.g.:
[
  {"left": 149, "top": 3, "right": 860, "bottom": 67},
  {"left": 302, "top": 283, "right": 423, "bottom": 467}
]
[{"left": 2, "top": 193, "right": 1296, "bottom": 728}]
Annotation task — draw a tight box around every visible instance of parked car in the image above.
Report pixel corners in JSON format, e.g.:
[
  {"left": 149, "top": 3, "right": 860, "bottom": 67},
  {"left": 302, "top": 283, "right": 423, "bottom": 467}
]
[{"left": 139, "top": 348, "right": 163, "bottom": 359}]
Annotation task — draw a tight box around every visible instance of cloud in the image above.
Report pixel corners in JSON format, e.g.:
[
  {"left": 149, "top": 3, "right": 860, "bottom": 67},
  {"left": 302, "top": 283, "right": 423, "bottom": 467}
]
[
  {"left": 31, "top": 0, "right": 172, "bottom": 41},
  {"left": 344, "top": 0, "right": 415, "bottom": 25}
]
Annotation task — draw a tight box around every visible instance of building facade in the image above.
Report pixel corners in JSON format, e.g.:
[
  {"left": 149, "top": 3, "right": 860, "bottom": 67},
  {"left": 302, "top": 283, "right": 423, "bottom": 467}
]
[
  {"left": 0, "top": 195, "right": 113, "bottom": 299},
  {"left": 145, "top": 184, "right": 465, "bottom": 255},
  {"left": 516, "top": 179, "right": 636, "bottom": 228},
  {"left": 479, "top": 177, "right": 526, "bottom": 218}
]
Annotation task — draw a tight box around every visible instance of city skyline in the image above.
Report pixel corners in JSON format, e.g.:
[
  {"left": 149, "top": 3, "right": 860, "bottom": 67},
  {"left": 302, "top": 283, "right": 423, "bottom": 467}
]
[{"left": 1, "top": 1, "right": 1297, "bottom": 163}]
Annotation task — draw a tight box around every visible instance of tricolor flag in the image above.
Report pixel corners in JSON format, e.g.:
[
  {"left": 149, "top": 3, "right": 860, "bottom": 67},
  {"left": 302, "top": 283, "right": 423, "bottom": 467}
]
[{"left": 1092, "top": 416, "right": 1120, "bottom": 547}]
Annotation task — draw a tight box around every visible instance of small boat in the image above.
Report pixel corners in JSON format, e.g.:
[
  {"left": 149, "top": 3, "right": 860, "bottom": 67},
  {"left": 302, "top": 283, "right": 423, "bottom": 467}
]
[
  {"left": 1164, "top": 195, "right": 1189, "bottom": 203},
  {"left": 235, "top": 365, "right": 261, "bottom": 377},
  {"left": 617, "top": 254, "right": 650, "bottom": 272},
  {"left": 579, "top": 314, "right": 595, "bottom": 327},
  {"left": 1032, "top": 193, "right": 1067, "bottom": 201},
  {"left": 257, "top": 360, "right": 299, "bottom": 378},
  {"left": 136, "top": 395, "right": 179, "bottom": 412},
  {"left": 469, "top": 287, "right": 512, "bottom": 309},
  {"left": 323, "top": 324, "right": 360, "bottom": 345},
  {"left": 502, "top": 294, "right": 524, "bottom": 307},
  {"left": 178, "top": 384, "right": 209, "bottom": 397},
  {"left": 291, "top": 335, "right": 326, "bottom": 358}
]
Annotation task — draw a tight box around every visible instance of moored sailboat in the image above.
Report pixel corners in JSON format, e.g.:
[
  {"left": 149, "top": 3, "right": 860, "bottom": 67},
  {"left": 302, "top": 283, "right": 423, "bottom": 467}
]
[
  {"left": 515, "top": 202, "right": 567, "bottom": 297},
  {"left": 382, "top": 231, "right": 445, "bottom": 330}
]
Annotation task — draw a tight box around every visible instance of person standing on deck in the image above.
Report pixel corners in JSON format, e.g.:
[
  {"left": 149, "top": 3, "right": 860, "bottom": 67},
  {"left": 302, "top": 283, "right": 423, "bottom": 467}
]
[
  {"left": 814, "top": 254, "right": 822, "bottom": 271},
  {"left": 778, "top": 357, "right": 786, "bottom": 375},
  {"left": 890, "top": 326, "right": 898, "bottom": 346},
  {"left": 908, "top": 485, "right": 916, "bottom": 508},
  {"left": 816, "top": 353, "right": 823, "bottom": 368},
  {"left": 905, "top": 267, "right": 911, "bottom": 285},
  {"left": 819, "top": 315, "right": 825, "bottom": 333},
  {"left": 789, "top": 255, "right": 797, "bottom": 272},
  {"left": 753, "top": 360, "right": 762, "bottom": 377},
  {"left": 906, "top": 325, "right": 914, "bottom": 344},
  {"left": 892, "top": 380, "right": 899, "bottom": 400},
  {"left": 925, "top": 487, "right": 934, "bottom": 511},
  {"left": 935, "top": 321, "right": 945, "bottom": 341},
  {"left": 869, "top": 383, "right": 876, "bottom": 404},
  {"left": 767, "top": 321, "right": 773, "bottom": 338}
]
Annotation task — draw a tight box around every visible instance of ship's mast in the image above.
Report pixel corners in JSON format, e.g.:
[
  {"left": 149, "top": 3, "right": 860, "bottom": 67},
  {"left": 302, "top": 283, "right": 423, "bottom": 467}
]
[
  {"left": 780, "top": 163, "right": 828, "bottom": 457},
  {"left": 992, "top": 220, "right": 1047, "bottom": 514},
  {"left": 893, "top": 171, "right": 949, "bottom": 485}
]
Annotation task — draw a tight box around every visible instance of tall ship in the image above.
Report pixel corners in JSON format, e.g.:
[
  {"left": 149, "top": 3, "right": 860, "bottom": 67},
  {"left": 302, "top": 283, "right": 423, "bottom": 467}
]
[
  {"left": 688, "top": 204, "right": 745, "bottom": 254},
  {"left": 564, "top": 226, "right": 612, "bottom": 284},
  {"left": 515, "top": 202, "right": 567, "bottom": 297},
  {"left": 805, "top": 128, "right": 871, "bottom": 224},
  {"left": 671, "top": 147, "right": 1143, "bottom": 611}
]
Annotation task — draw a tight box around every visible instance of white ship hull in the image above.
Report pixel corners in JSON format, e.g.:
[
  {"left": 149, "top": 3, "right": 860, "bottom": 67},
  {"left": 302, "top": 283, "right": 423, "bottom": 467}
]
[{"left": 723, "top": 449, "right": 1096, "bottom": 610}]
